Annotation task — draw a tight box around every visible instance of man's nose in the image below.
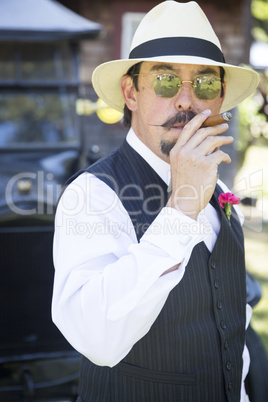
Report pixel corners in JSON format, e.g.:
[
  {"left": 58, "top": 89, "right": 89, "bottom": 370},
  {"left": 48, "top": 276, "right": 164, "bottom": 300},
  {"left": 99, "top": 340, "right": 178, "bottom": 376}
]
[{"left": 174, "top": 81, "right": 195, "bottom": 110}]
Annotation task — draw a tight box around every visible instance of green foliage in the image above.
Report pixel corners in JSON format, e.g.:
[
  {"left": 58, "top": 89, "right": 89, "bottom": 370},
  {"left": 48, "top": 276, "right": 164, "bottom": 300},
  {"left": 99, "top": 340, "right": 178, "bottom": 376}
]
[
  {"left": 237, "top": 69, "right": 268, "bottom": 165},
  {"left": 238, "top": 1, "right": 268, "bottom": 157},
  {"left": 251, "top": 0, "right": 268, "bottom": 42},
  {"left": 252, "top": 26, "right": 268, "bottom": 42},
  {"left": 251, "top": 0, "right": 268, "bottom": 21}
]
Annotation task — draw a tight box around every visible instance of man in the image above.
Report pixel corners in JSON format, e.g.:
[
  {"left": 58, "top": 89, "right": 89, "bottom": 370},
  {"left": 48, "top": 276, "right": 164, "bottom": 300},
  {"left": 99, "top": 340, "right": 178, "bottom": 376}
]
[{"left": 52, "top": 2, "right": 260, "bottom": 401}]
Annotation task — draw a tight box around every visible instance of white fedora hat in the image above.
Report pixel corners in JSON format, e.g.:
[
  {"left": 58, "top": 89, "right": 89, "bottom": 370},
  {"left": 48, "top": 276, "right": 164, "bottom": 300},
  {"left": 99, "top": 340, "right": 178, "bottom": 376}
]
[{"left": 92, "top": 1, "right": 259, "bottom": 113}]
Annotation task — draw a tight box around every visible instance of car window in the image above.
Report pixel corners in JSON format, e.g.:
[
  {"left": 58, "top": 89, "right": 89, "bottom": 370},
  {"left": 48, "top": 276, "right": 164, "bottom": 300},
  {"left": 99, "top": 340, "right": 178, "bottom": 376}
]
[{"left": 0, "top": 92, "right": 79, "bottom": 147}]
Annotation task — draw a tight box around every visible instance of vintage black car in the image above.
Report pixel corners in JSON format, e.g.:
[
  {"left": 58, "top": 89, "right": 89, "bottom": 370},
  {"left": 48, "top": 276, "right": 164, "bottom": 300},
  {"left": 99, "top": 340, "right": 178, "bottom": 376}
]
[
  {"left": 0, "top": 1, "right": 102, "bottom": 400},
  {"left": 0, "top": 93, "right": 81, "bottom": 401}
]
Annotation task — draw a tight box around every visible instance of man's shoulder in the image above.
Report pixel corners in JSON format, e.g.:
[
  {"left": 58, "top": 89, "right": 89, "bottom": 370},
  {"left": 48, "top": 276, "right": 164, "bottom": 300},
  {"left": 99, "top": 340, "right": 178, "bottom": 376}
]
[
  {"left": 87, "top": 146, "right": 123, "bottom": 175},
  {"left": 64, "top": 143, "right": 125, "bottom": 189}
]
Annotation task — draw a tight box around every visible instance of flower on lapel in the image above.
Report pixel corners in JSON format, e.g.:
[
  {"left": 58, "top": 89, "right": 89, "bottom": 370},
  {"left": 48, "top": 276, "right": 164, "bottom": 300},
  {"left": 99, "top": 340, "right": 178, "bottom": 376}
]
[{"left": 218, "top": 192, "right": 240, "bottom": 224}]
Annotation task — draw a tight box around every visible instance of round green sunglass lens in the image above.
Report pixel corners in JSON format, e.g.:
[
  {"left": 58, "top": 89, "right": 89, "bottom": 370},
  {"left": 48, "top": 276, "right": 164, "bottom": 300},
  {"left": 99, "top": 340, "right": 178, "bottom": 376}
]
[
  {"left": 194, "top": 76, "right": 221, "bottom": 100},
  {"left": 153, "top": 74, "right": 180, "bottom": 98}
]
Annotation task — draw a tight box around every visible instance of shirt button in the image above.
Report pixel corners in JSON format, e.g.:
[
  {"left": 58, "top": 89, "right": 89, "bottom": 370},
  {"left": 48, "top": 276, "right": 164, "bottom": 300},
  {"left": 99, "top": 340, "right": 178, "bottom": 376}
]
[
  {"left": 226, "top": 361, "right": 232, "bottom": 370},
  {"left": 220, "top": 321, "right": 227, "bottom": 330},
  {"left": 211, "top": 259, "right": 216, "bottom": 269},
  {"left": 217, "top": 300, "right": 223, "bottom": 310},
  {"left": 214, "top": 280, "right": 220, "bottom": 289}
]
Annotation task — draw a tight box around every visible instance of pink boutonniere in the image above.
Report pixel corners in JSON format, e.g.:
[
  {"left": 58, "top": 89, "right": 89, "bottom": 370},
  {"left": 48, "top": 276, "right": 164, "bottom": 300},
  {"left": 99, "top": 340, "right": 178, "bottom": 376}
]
[{"left": 218, "top": 192, "right": 240, "bottom": 225}]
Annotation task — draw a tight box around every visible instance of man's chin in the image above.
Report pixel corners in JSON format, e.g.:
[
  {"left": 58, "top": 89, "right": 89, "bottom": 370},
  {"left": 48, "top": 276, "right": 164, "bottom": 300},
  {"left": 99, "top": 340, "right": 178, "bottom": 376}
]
[{"left": 160, "top": 140, "right": 177, "bottom": 157}]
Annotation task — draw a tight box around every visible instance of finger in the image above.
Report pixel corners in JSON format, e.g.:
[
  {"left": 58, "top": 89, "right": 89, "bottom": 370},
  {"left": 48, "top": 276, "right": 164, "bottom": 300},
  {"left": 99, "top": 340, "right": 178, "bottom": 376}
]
[
  {"left": 173, "top": 109, "right": 212, "bottom": 147},
  {"left": 185, "top": 109, "right": 212, "bottom": 132},
  {"left": 168, "top": 133, "right": 232, "bottom": 170},
  {"left": 183, "top": 123, "right": 230, "bottom": 150},
  {"left": 193, "top": 134, "right": 234, "bottom": 156},
  {"left": 208, "top": 148, "right": 232, "bottom": 165}
]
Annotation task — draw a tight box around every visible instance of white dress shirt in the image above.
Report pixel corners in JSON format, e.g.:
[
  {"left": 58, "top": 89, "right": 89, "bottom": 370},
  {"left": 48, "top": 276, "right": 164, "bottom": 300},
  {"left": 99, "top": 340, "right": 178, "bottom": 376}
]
[{"left": 52, "top": 128, "right": 251, "bottom": 401}]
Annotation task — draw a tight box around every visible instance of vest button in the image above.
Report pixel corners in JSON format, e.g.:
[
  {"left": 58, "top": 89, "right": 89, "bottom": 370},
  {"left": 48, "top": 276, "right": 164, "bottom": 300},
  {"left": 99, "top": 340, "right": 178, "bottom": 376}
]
[
  {"left": 214, "top": 280, "right": 220, "bottom": 289},
  {"left": 220, "top": 321, "right": 227, "bottom": 330},
  {"left": 224, "top": 340, "right": 229, "bottom": 349},
  {"left": 211, "top": 259, "right": 216, "bottom": 269},
  {"left": 226, "top": 361, "right": 232, "bottom": 370},
  {"left": 228, "top": 382, "right": 233, "bottom": 390},
  {"left": 217, "top": 300, "right": 223, "bottom": 309}
]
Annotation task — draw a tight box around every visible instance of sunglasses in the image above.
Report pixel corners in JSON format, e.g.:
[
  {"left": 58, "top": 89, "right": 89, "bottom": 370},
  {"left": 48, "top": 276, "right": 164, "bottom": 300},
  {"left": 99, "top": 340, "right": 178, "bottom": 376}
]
[{"left": 135, "top": 73, "right": 222, "bottom": 100}]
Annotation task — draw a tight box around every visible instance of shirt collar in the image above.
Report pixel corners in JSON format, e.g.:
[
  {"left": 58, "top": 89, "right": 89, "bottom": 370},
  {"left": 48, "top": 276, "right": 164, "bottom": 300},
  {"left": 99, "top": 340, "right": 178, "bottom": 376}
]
[{"left": 126, "top": 128, "right": 171, "bottom": 185}]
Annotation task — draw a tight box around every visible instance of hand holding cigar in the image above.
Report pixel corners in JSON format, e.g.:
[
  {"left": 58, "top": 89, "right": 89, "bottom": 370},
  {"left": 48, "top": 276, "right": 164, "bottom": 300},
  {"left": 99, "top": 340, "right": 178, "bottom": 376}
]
[{"left": 201, "top": 112, "right": 232, "bottom": 127}]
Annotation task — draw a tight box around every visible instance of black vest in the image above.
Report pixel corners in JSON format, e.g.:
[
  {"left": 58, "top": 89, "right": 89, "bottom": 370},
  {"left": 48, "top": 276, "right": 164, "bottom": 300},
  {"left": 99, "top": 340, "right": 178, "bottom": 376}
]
[{"left": 73, "top": 140, "right": 246, "bottom": 402}]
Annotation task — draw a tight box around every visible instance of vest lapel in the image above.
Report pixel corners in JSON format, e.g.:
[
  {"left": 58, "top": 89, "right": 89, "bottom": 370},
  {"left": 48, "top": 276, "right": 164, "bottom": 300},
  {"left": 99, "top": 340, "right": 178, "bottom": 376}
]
[
  {"left": 210, "top": 184, "right": 244, "bottom": 253},
  {"left": 118, "top": 140, "right": 169, "bottom": 240}
]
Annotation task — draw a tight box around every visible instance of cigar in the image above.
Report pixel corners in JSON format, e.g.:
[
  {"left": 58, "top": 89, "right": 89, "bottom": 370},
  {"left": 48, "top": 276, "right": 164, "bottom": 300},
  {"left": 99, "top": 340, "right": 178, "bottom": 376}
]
[{"left": 201, "top": 112, "right": 232, "bottom": 127}]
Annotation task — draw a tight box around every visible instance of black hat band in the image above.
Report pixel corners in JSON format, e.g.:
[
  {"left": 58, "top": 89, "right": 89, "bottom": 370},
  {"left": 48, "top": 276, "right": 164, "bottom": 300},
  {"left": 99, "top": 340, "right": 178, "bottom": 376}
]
[{"left": 129, "top": 37, "right": 225, "bottom": 63}]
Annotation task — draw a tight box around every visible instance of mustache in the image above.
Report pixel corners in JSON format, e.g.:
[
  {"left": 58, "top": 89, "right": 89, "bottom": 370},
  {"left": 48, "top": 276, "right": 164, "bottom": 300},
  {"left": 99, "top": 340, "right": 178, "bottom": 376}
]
[{"left": 149, "top": 111, "right": 196, "bottom": 130}]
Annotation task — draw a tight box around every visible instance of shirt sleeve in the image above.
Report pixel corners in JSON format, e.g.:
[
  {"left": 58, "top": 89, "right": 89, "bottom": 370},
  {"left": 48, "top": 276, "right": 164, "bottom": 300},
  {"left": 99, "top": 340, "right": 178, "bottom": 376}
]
[{"left": 52, "top": 172, "right": 211, "bottom": 367}]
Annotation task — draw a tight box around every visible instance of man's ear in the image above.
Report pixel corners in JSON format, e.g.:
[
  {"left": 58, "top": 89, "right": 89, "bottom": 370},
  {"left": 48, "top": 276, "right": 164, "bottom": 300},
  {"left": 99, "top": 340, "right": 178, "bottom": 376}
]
[{"left": 121, "top": 75, "right": 137, "bottom": 112}]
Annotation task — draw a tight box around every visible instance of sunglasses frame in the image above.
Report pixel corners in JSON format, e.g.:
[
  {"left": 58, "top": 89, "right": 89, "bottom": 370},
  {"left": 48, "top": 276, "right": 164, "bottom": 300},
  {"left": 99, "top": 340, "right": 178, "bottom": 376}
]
[{"left": 133, "top": 72, "right": 223, "bottom": 100}]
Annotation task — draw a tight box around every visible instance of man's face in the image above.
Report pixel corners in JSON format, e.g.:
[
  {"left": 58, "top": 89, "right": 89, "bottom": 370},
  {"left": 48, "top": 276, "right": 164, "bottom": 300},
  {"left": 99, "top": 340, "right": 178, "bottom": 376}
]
[{"left": 122, "top": 61, "right": 225, "bottom": 163}]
